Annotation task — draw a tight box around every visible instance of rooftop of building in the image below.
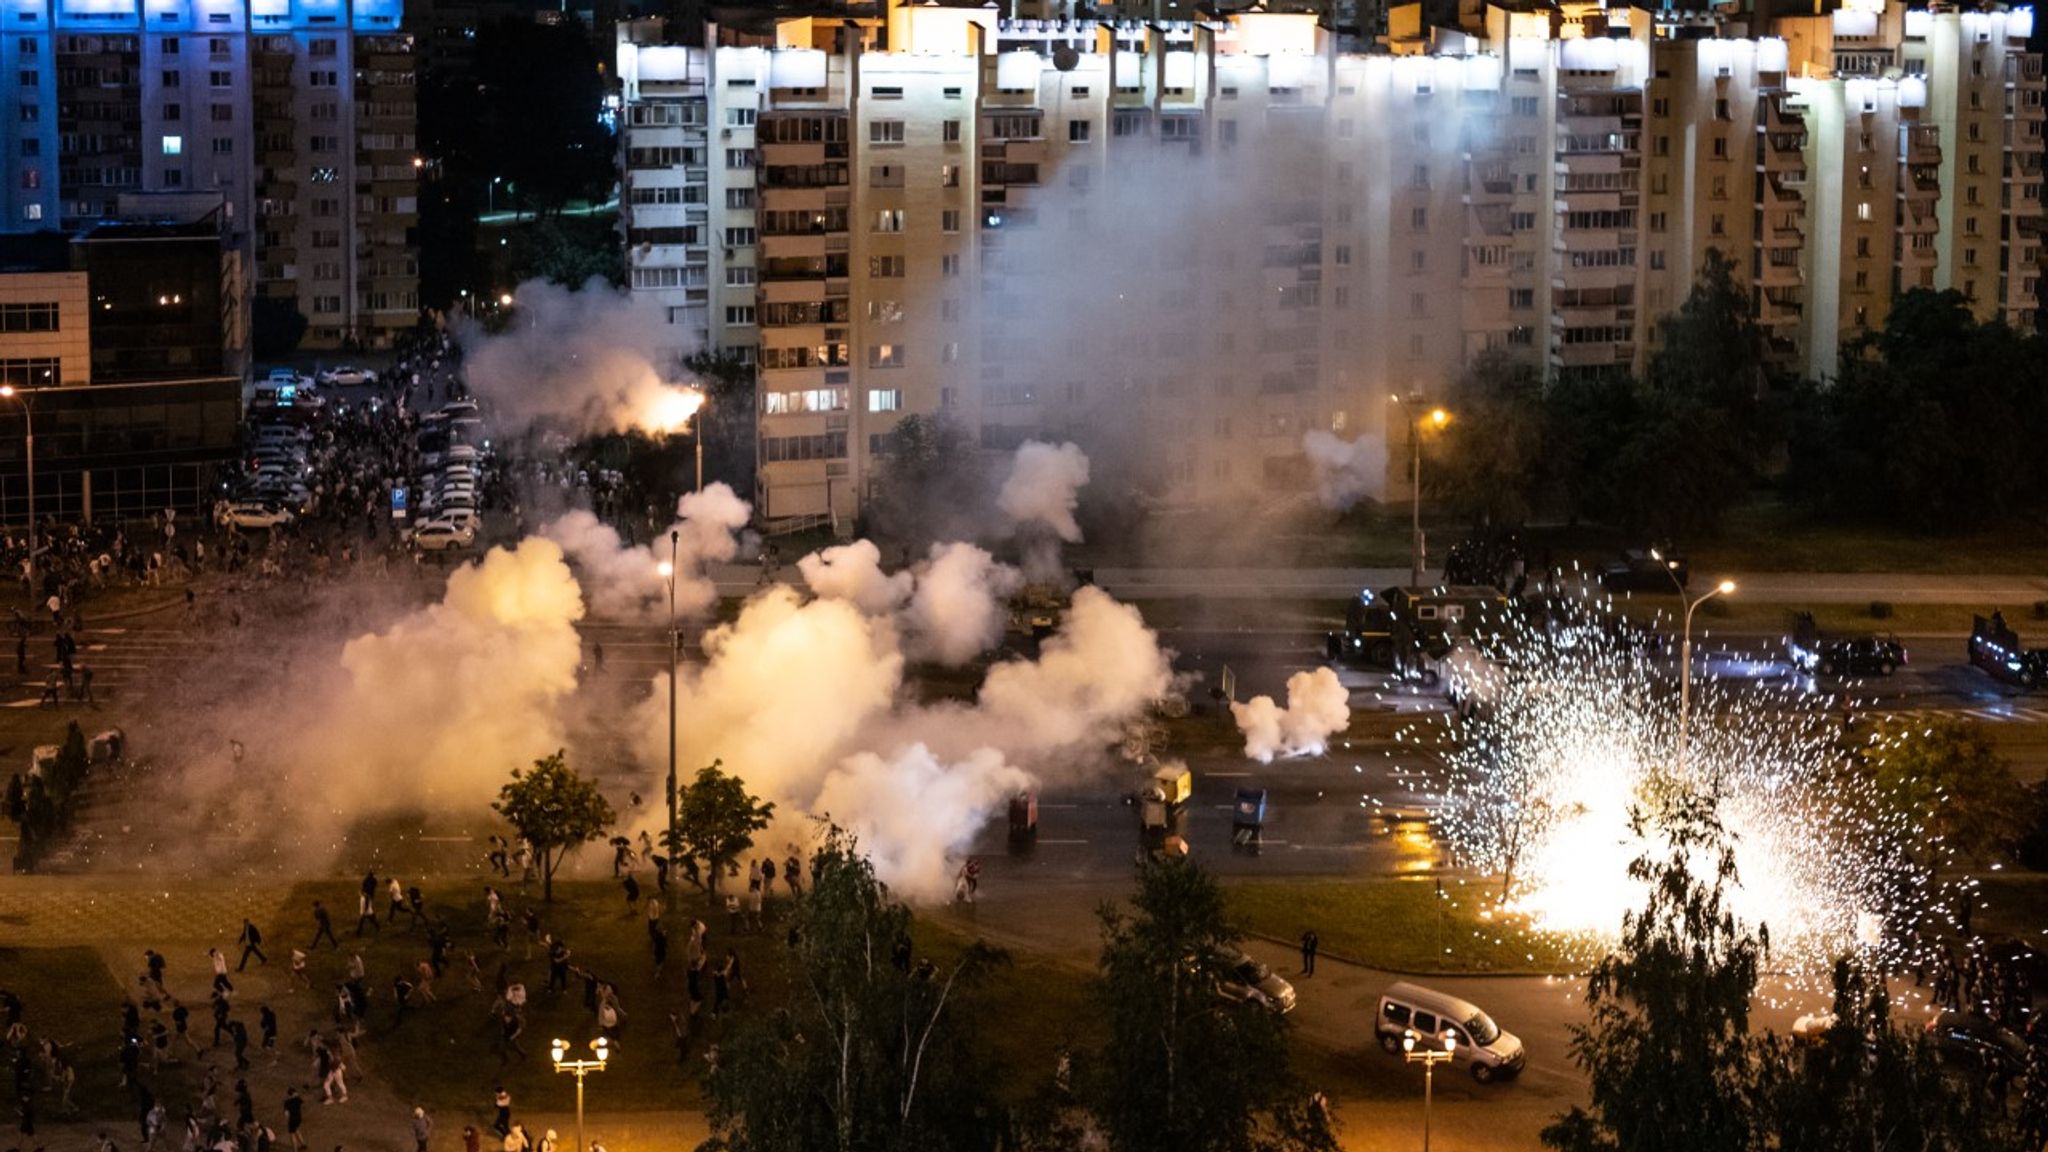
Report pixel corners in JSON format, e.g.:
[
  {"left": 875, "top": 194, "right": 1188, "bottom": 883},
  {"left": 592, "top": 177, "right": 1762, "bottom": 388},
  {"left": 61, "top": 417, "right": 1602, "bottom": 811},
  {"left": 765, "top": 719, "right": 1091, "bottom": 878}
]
[{"left": 0, "top": 233, "right": 73, "bottom": 276}]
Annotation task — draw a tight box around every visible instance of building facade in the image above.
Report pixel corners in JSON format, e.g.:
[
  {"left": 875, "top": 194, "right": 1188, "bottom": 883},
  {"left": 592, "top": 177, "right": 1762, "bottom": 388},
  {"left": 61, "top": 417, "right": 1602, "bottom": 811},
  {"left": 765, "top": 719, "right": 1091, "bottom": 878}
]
[
  {"left": 0, "top": 0, "right": 418, "bottom": 351},
  {"left": 617, "top": 0, "right": 2043, "bottom": 523}
]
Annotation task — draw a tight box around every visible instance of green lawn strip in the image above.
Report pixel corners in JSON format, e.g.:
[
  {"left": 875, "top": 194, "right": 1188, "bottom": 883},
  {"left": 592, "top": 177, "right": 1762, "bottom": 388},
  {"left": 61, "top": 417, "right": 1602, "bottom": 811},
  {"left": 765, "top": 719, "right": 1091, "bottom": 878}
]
[
  {"left": 1970, "top": 871, "right": 2048, "bottom": 949},
  {"left": 911, "top": 919, "right": 1101, "bottom": 1105},
  {"left": 1224, "top": 876, "right": 1596, "bottom": 976},
  {"left": 4, "top": 945, "right": 137, "bottom": 1123},
  {"left": 285, "top": 879, "right": 790, "bottom": 1116}
]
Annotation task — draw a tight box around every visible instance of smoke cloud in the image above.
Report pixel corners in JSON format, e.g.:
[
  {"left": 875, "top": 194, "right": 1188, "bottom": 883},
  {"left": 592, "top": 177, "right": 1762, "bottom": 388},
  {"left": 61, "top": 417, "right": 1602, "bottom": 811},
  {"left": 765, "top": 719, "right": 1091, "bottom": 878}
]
[
  {"left": 998, "top": 441, "right": 1090, "bottom": 543},
  {"left": 1231, "top": 666, "right": 1353, "bottom": 763},
  {"left": 903, "top": 542, "right": 1022, "bottom": 667},
  {"left": 1302, "top": 430, "right": 1390, "bottom": 511},
  {"left": 542, "top": 482, "right": 751, "bottom": 620},
  {"left": 798, "top": 539, "right": 914, "bottom": 616},
  {"left": 637, "top": 573, "right": 1172, "bottom": 900},
  {"left": 458, "top": 277, "right": 701, "bottom": 436}
]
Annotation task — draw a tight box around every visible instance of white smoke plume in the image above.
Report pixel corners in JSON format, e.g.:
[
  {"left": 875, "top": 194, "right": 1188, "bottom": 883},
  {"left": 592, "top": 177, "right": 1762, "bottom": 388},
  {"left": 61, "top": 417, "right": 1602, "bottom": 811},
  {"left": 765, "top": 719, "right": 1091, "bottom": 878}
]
[
  {"left": 542, "top": 482, "right": 750, "bottom": 620},
  {"left": 306, "top": 539, "right": 587, "bottom": 813},
  {"left": 904, "top": 543, "right": 1022, "bottom": 667},
  {"left": 1230, "top": 666, "right": 1353, "bottom": 763},
  {"left": 798, "top": 539, "right": 913, "bottom": 616},
  {"left": 636, "top": 578, "right": 1173, "bottom": 900},
  {"left": 1302, "top": 430, "right": 1389, "bottom": 511},
  {"left": 458, "top": 277, "right": 702, "bottom": 436},
  {"left": 811, "top": 745, "right": 1030, "bottom": 904},
  {"left": 998, "top": 441, "right": 1090, "bottom": 543}
]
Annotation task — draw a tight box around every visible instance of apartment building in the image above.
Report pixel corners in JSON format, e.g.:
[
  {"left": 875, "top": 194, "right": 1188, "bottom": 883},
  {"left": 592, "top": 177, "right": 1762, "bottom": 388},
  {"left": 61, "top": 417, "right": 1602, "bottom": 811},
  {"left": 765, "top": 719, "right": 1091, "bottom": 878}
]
[
  {"left": 0, "top": 0, "right": 419, "bottom": 351},
  {"left": 618, "top": 0, "right": 2043, "bottom": 522}
]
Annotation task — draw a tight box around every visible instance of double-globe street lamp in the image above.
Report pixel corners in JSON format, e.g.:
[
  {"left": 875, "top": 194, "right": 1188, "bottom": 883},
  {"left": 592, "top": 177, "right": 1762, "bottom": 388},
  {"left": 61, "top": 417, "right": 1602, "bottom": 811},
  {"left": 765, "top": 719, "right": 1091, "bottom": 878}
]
[
  {"left": 0, "top": 385, "right": 37, "bottom": 594},
  {"left": 1402, "top": 1028, "right": 1458, "bottom": 1152},
  {"left": 1391, "top": 393, "right": 1450, "bottom": 589},
  {"left": 549, "top": 1037, "right": 610, "bottom": 1152}
]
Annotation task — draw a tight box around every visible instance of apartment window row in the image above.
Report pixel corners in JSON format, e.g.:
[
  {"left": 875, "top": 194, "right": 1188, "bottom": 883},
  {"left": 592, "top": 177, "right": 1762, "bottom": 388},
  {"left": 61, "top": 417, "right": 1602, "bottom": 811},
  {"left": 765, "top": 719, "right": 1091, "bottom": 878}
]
[
  {"left": 0, "top": 358, "right": 59, "bottom": 387},
  {"left": 761, "top": 387, "right": 846, "bottom": 414},
  {"left": 0, "top": 302, "right": 58, "bottom": 333},
  {"left": 760, "top": 432, "right": 846, "bottom": 462}
]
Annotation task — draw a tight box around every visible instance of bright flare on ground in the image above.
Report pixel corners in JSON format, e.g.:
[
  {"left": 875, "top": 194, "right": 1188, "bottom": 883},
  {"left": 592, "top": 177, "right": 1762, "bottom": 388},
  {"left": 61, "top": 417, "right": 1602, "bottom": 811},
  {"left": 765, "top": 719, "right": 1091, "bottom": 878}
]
[{"left": 1407, "top": 593, "right": 1956, "bottom": 982}]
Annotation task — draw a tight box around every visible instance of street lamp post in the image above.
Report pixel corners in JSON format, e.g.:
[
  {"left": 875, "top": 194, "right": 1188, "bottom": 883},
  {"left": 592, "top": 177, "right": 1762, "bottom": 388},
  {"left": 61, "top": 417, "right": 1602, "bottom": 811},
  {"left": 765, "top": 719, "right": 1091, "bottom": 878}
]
[
  {"left": 1391, "top": 394, "right": 1450, "bottom": 589},
  {"left": 1676, "top": 576, "right": 1737, "bottom": 778},
  {"left": 659, "top": 531, "right": 680, "bottom": 867},
  {"left": 549, "top": 1037, "right": 609, "bottom": 1152},
  {"left": 693, "top": 411, "right": 704, "bottom": 495},
  {"left": 0, "top": 386, "right": 36, "bottom": 595},
  {"left": 1403, "top": 1028, "right": 1458, "bottom": 1152}
]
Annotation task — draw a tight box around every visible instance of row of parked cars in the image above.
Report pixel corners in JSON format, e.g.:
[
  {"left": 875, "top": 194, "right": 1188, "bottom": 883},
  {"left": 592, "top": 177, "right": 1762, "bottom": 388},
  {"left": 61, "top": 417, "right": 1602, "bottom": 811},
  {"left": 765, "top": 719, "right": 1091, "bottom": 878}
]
[
  {"left": 404, "top": 397, "right": 489, "bottom": 551},
  {"left": 217, "top": 369, "right": 327, "bottom": 530}
]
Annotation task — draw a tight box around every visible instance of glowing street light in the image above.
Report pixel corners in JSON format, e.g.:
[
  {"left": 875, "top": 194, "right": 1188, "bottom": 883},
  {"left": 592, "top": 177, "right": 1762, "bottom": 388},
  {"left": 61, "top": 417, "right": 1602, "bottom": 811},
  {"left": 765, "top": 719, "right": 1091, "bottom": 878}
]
[
  {"left": 0, "top": 385, "right": 37, "bottom": 593},
  {"left": 1403, "top": 1028, "right": 1457, "bottom": 1152},
  {"left": 1391, "top": 394, "right": 1452, "bottom": 588},
  {"left": 549, "top": 1037, "right": 610, "bottom": 1152},
  {"left": 1677, "top": 574, "right": 1737, "bottom": 779}
]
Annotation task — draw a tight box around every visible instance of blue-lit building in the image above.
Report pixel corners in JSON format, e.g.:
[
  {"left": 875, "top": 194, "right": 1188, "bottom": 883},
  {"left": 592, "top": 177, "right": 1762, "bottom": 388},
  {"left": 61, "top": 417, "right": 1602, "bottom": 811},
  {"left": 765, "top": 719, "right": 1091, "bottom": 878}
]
[{"left": 0, "top": 0, "right": 418, "bottom": 350}]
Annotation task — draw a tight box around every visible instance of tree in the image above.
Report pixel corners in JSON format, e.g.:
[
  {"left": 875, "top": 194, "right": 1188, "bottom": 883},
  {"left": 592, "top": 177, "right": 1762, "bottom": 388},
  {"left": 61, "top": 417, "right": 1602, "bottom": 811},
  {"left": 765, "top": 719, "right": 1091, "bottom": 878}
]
[
  {"left": 1543, "top": 795, "right": 1769, "bottom": 1152},
  {"left": 1648, "top": 249, "right": 1771, "bottom": 465},
  {"left": 700, "top": 828, "right": 1009, "bottom": 1152},
  {"left": 492, "top": 751, "right": 614, "bottom": 901},
  {"left": 674, "top": 760, "right": 774, "bottom": 900},
  {"left": 686, "top": 350, "right": 758, "bottom": 494},
  {"left": 1857, "top": 715, "right": 2025, "bottom": 867},
  {"left": 864, "top": 415, "right": 985, "bottom": 558},
  {"left": 1767, "top": 956, "right": 2010, "bottom": 1152},
  {"left": 1093, "top": 856, "right": 1335, "bottom": 1152},
  {"left": 472, "top": 19, "right": 614, "bottom": 217},
  {"left": 1433, "top": 349, "right": 1549, "bottom": 527}
]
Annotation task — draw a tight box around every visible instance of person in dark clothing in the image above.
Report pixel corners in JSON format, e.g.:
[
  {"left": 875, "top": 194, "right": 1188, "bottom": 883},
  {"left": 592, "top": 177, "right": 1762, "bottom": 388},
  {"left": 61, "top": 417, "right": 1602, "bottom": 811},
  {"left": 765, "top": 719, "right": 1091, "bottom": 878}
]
[
  {"left": 310, "top": 901, "right": 338, "bottom": 949},
  {"left": 1300, "top": 930, "right": 1320, "bottom": 977},
  {"left": 238, "top": 919, "right": 268, "bottom": 970}
]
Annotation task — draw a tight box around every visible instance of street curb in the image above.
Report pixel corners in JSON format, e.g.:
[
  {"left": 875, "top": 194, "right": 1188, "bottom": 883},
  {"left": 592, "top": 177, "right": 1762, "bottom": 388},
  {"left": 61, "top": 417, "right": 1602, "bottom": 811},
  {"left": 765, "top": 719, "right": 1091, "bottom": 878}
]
[{"left": 1240, "top": 930, "right": 1584, "bottom": 981}]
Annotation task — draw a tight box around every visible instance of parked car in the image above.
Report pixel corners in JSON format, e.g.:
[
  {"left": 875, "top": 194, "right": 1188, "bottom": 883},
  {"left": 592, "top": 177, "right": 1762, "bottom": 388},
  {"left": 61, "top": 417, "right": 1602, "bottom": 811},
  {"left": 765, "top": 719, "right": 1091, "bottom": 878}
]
[
  {"left": 1210, "top": 945, "right": 1297, "bottom": 1014},
  {"left": 410, "top": 521, "right": 476, "bottom": 552},
  {"left": 217, "top": 501, "right": 295, "bottom": 530},
  {"left": 316, "top": 365, "right": 378, "bottom": 387},
  {"left": 1598, "top": 548, "right": 1689, "bottom": 593}
]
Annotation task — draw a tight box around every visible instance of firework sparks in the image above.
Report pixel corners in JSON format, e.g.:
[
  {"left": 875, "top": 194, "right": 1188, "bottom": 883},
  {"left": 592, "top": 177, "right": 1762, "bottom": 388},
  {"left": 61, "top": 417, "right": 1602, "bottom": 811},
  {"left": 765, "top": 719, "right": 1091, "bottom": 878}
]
[{"left": 1403, "top": 592, "right": 1958, "bottom": 981}]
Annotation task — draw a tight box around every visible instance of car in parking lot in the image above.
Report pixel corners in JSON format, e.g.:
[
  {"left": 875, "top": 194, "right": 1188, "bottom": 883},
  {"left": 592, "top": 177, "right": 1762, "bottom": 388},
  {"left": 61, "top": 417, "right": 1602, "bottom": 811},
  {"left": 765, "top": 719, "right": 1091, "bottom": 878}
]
[
  {"left": 409, "top": 520, "right": 476, "bottom": 552},
  {"left": 1786, "top": 613, "right": 1906, "bottom": 677},
  {"left": 315, "top": 365, "right": 378, "bottom": 387},
  {"left": 217, "top": 501, "right": 295, "bottom": 529},
  {"left": 1209, "top": 945, "right": 1297, "bottom": 1014}
]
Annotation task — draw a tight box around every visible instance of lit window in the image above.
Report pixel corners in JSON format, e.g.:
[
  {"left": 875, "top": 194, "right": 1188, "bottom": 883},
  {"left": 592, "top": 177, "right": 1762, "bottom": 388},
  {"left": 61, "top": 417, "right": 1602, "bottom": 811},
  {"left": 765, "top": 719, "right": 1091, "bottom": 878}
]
[
  {"left": 867, "top": 389, "right": 902, "bottom": 412},
  {"left": 162, "top": 135, "right": 183, "bottom": 155}
]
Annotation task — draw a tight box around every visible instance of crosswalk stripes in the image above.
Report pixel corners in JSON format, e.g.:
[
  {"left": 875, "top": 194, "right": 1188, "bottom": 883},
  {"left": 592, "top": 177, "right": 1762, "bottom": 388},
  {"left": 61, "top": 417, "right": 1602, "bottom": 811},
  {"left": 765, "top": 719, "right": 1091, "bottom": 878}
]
[{"left": 1, "top": 624, "right": 190, "bottom": 709}]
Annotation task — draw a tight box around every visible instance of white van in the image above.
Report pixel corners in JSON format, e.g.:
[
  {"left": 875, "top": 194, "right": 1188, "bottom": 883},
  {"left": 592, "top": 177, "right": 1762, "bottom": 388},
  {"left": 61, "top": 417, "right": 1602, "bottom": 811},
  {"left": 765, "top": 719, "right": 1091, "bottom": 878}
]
[{"left": 1374, "top": 981, "right": 1526, "bottom": 1082}]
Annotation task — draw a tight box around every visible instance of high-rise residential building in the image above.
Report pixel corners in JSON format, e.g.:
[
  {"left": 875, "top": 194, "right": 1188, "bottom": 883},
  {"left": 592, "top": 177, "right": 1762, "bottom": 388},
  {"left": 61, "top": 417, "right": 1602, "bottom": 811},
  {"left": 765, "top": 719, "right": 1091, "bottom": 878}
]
[
  {"left": 0, "top": 0, "right": 418, "bottom": 351},
  {"left": 617, "top": 0, "right": 2042, "bottom": 525}
]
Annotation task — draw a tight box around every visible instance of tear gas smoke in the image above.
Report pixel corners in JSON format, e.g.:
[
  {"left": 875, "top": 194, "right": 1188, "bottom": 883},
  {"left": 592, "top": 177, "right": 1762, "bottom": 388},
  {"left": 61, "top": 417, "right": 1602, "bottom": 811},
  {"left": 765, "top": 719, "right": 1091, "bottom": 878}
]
[
  {"left": 998, "top": 440, "right": 1090, "bottom": 543},
  {"left": 542, "top": 482, "right": 751, "bottom": 620},
  {"left": 459, "top": 277, "right": 703, "bottom": 437},
  {"left": 296, "top": 540, "right": 586, "bottom": 820},
  {"left": 812, "top": 745, "right": 1030, "bottom": 904},
  {"left": 639, "top": 579, "right": 1173, "bottom": 901},
  {"left": 1230, "top": 666, "right": 1353, "bottom": 762},
  {"left": 801, "top": 538, "right": 1022, "bottom": 667},
  {"left": 903, "top": 542, "right": 1022, "bottom": 667},
  {"left": 1302, "top": 430, "right": 1390, "bottom": 511},
  {"left": 797, "top": 539, "right": 913, "bottom": 616}
]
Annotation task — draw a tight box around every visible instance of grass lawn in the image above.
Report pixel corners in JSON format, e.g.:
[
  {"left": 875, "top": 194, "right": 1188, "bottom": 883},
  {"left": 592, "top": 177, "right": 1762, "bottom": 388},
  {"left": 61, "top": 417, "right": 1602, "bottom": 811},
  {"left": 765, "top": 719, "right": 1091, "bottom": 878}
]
[
  {"left": 1224, "top": 876, "right": 1599, "bottom": 976},
  {"left": 912, "top": 919, "right": 1101, "bottom": 1104},
  {"left": 4, "top": 945, "right": 137, "bottom": 1123},
  {"left": 299, "top": 879, "right": 791, "bottom": 1117}
]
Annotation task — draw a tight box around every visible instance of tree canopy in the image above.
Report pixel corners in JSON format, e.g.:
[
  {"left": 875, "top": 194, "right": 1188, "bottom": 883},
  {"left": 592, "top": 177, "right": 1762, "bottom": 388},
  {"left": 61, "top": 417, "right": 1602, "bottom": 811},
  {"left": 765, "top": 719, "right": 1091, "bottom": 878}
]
[
  {"left": 674, "top": 759, "right": 775, "bottom": 899},
  {"left": 492, "top": 750, "right": 615, "bottom": 901},
  {"left": 699, "top": 828, "right": 1009, "bottom": 1152}
]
